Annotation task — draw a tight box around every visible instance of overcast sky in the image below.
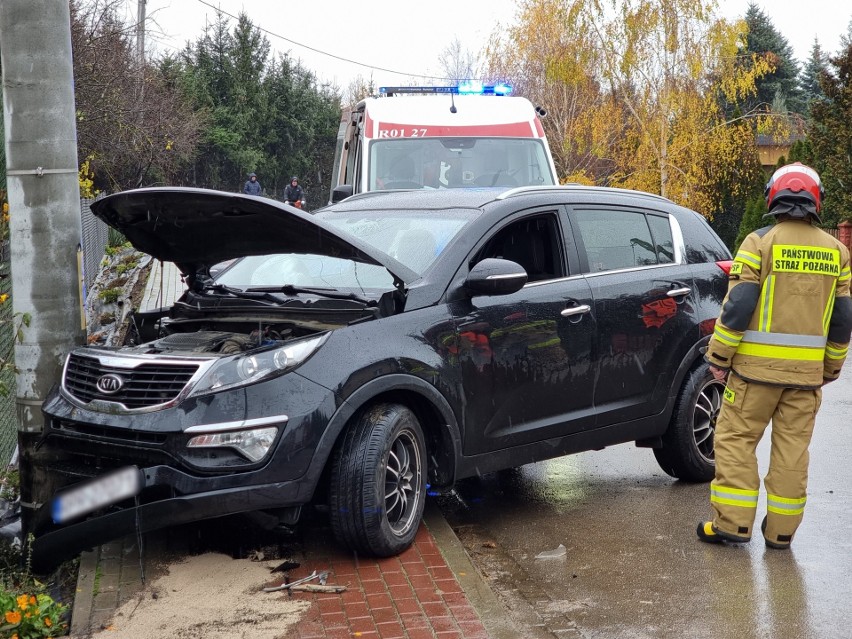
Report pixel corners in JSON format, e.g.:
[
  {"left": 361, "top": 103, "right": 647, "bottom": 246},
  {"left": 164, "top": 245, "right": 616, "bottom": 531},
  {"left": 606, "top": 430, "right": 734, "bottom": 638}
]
[{"left": 137, "top": 0, "right": 852, "bottom": 90}]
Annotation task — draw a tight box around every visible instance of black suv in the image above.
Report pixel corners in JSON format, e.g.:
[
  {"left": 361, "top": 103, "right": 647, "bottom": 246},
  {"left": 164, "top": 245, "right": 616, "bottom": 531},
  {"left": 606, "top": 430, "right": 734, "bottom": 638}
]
[{"left": 30, "top": 186, "right": 731, "bottom": 568}]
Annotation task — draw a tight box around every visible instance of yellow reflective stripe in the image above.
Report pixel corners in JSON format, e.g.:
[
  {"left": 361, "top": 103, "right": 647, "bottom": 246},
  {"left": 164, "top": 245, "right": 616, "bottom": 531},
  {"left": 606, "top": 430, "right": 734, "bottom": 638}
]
[
  {"left": 759, "top": 275, "right": 775, "bottom": 332},
  {"left": 735, "top": 250, "right": 761, "bottom": 269},
  {"left": 737, "top": 342, "right": 824, "bottom": 361},
  {"left": 767, "top": 494, "right": 806, "bottom": 516},
  {"left": 713, "top": 325, "right": 741, "bottom": 347},
  {"left": 840, "top": 267, "right": 851, "bottom": 283},
  {"left": 768, "top": 505, "right": 805, "bottom": 515},
  {"left": 711, "top": 484, "right": 759, "bottom": 508},
  {"left": 823, "top": 284, "right": 837, "bottom": 335},
  {"left": 826, "top": 345, "right": 848, "bottom": 360}
]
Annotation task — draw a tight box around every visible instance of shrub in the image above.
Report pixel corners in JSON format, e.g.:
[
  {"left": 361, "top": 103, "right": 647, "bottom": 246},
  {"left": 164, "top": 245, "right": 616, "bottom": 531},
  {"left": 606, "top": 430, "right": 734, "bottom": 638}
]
[
  {"left": 0, "top": 590, "right": 68, "bottom": 638},
  {"left": 98, "top": 288, "right": 122, "bottom": 304},
  {"left": 1, "top": 469, "right": 69, "bottom": 638}
]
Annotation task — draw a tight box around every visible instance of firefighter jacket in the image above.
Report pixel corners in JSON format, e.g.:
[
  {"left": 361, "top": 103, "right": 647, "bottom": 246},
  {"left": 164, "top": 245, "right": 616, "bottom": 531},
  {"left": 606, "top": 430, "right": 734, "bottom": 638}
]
[{"left": 705, "top": 219, "right": 852, "bottom": 388}]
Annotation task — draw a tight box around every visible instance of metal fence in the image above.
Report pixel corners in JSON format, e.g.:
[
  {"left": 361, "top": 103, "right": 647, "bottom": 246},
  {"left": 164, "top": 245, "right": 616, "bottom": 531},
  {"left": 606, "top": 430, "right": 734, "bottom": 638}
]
[
  {"left": 0, "top": 197, "right": 110, "bottom": 465},
  {"left": 81, "top": 195, "right": 109, "bottom": 294},
  {"left": 0, "top": 237, "right": 13, "bottom": 465}
]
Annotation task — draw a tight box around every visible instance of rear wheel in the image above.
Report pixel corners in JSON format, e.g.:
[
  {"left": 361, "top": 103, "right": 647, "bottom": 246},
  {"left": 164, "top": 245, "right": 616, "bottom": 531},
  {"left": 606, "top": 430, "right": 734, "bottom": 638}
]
[
  {"left": 653, "top": 362, "right": 723, "bottom": 482},
  {"left": 329, "top": 403, "right": 426, "bottom": 556}
]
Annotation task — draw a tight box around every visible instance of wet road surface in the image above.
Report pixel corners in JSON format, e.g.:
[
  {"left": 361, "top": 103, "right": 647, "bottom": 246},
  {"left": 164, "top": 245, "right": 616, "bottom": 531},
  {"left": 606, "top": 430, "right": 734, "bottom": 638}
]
[{"left": 438, "top": 366, "right": 852, "bottom": 638}]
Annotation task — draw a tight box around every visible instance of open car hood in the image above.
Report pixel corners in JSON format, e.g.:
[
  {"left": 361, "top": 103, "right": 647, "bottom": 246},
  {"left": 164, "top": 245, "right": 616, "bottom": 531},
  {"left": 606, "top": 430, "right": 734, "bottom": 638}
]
[{"left": 91, "top": 187, "right": 418, "bottom": 287}]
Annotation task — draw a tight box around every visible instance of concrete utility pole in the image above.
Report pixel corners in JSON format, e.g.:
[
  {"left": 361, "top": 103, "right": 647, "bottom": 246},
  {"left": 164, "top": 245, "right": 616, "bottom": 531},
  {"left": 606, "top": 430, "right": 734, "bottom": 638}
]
[
  {"left": 0, "top": 1, "right": 85, "bottom": 437},
  {"left": 136, "top": 0, "right": 147, "bottom": 67}
]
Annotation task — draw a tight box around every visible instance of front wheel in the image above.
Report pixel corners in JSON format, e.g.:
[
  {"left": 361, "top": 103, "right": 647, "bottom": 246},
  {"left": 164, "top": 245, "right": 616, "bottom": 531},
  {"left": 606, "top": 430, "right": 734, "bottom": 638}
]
[
  {"left": 653, "top": 362, "right": 724, "bottom": 482},
  {"left": 329, "top": 403, "right": 427, "bottom": 556}
]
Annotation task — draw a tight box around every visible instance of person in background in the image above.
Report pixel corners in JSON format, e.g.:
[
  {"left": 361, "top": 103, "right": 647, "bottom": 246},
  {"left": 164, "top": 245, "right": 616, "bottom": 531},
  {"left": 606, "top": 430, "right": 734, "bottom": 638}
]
[
  {"left": 243, "top": 172, "right": 262, "bottom": 195},
  {"left": 697, "top": 162, "right": 852, "bottom": 550},
  {"left": 285, "top": 176, "right": 304, "bottom": 208}
]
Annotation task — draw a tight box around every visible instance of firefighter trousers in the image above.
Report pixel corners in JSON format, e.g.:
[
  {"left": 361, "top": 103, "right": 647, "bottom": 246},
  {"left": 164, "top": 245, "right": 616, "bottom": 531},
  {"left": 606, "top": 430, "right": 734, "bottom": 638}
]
[{"left": 710, "top": 372, "right": 821, "bottom": 545}]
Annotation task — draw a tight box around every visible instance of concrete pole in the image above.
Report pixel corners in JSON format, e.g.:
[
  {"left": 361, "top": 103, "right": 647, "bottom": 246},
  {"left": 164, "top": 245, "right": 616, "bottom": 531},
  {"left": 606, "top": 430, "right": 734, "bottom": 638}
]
[
  {"left": 136, "top": 0, "right": 147, "bottom": 67},
  {"left": 0, "top": 1, "right": 85, "bottom": 436}
]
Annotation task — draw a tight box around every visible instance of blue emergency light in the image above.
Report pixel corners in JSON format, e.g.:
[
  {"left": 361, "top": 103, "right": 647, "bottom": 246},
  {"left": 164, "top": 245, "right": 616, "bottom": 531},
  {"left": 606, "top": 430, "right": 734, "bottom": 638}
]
[{"left": 379, "top": 83, "right": 513, "bottom": 96}]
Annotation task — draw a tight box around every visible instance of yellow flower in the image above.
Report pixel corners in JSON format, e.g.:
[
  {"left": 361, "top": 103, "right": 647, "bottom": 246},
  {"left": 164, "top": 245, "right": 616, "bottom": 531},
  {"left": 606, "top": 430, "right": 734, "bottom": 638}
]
[
  {"left": 44, "top": 617, "right": 53, "bottom": 627},
  {"left": 16, "top": 594, "right": 29, "bottom": 609},
  {"left": 0, "top": 294, "right": 9, "bottom": 303},
  {"left": 5, "top": 609, "right": 22, "bottom": 624},
  {"left": 2, "top": 202, "right": 8, "bottom": 213}
]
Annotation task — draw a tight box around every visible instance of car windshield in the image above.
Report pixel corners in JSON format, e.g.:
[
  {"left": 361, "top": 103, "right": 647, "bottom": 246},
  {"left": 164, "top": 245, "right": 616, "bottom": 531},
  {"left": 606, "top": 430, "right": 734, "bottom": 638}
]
[
  {"left": 369, "top": 138, "right": 555, "bottom": 190},
  {"left": 215, "top": 209, "right": 473, "bottom": 293}
]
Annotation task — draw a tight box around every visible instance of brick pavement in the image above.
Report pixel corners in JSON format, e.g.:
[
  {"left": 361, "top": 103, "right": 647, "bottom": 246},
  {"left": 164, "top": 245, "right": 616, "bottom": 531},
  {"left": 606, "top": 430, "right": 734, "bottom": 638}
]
[
  {"left": 280, "top": 523, "right": 489, "bottom": 639},
  {"left": 69, "top": 503, "right": 517, "bottom": 638}
]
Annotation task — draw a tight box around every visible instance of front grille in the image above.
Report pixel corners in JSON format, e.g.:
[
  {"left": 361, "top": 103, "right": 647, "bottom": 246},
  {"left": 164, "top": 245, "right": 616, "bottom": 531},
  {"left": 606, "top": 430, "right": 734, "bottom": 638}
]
[
  {"left": 64, "top": 353, "right": 200, "bottom": 409},
  {"left": 53, "top": 420, "right": 168, "bottom": 445}
]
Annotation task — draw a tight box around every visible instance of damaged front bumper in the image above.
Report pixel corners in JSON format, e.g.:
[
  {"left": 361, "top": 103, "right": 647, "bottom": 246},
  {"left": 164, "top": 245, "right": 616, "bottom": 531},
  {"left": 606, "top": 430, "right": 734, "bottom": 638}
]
[
  {"left": 26, "top": 371, "right": 338, "bottom": 572},
  {"left": 29, "top": 467, "right": 308, "bottom": 571}
]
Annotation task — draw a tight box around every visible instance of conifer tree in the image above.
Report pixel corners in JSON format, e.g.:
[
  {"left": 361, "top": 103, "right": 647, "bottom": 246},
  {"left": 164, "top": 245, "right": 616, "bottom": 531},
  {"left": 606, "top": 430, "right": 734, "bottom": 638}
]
[{"left": 742, "top": 3, "right": 804, "bottom": 115}]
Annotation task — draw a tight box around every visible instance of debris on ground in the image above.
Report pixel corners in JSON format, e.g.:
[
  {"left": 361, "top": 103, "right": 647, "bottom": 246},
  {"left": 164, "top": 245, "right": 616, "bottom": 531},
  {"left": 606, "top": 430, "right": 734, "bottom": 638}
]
[
  {"left": 535, "top": 544, "right": 567, "bottom": 560},
  {"left": 263, "top": 569, "right": 328, "bottom": 592}
]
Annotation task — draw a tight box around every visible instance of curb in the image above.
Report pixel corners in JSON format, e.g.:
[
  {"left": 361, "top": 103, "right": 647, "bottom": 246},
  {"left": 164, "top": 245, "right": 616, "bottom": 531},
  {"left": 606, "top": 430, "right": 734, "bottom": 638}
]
[{"left": 423, "top": 501, "right": 518, "bottom": 639}]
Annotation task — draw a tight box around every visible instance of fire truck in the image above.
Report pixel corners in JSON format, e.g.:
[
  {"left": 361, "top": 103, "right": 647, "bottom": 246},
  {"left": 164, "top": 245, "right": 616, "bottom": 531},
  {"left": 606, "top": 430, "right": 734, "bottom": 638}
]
[{"left": 328, "top": 83, "right": 559, "bottom": 204}]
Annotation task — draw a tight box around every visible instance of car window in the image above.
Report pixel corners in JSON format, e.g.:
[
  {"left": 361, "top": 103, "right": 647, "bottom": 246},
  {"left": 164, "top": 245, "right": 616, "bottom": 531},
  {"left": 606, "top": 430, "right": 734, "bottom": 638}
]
[
  {"left": 473, "top": 213, "right": 565, "bottom": 282},
  {"left": 216, "top": 253, "right": 396, "bottom": 291},
  {"left": 320, "top": 209, "right": 473, "bottom": 275},
  {"left": 574, "top": 209, "right": 667, "bottom": 273},
  {"left": 646, "top": 214, "right": 676, "bottom": 264}
]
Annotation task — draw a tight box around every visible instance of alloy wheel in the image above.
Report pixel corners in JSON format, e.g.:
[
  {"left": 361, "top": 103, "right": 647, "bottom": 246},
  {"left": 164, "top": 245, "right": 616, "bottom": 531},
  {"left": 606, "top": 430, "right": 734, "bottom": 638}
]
[
  {"left": 384, "top": 428, "right": 423, "bottom": 536},
  {"left": 693, "top": 379, "right": 724, "bottom": 462}
]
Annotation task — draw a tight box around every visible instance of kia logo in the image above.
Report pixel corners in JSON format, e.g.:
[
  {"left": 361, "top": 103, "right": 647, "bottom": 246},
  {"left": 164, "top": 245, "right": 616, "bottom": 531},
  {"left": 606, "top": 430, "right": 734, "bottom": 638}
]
[{"left": 95, "top": 373, "right": 125, "bottom": 395}]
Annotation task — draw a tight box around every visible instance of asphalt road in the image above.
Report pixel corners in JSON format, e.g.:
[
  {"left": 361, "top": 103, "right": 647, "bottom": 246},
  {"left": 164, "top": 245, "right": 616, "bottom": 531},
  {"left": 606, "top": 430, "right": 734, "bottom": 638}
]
[{"left": 438, "top": 365, "right": 852, "bottom": 639}]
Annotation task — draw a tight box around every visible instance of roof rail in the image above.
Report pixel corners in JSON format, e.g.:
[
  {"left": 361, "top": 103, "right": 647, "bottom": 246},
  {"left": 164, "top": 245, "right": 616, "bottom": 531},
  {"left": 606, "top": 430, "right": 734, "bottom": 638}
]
[{"left": 495, "top": 184, "right": 673, "bottom": 203}]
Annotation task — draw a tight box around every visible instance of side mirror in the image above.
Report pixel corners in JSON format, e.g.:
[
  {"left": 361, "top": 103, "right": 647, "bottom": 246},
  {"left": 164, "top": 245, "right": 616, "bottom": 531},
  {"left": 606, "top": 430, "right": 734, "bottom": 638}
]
[
  {"left": 464, "top": 258, "right": 528, "bottom": 296},
  {"left": 331, "top": 184, "right": 354, "bottom": 204}
]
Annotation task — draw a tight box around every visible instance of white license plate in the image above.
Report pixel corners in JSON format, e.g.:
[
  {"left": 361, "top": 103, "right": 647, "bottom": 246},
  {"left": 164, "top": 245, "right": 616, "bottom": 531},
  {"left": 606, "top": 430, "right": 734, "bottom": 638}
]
[{"left": 52, "top": 466, "right": 143, "bottom": 524}]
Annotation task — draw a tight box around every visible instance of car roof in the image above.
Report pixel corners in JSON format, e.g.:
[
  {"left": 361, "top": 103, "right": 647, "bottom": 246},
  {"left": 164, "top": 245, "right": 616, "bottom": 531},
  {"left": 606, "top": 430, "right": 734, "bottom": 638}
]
[{"left": 322, "top": 185, "right": 677, "bottom": 216}]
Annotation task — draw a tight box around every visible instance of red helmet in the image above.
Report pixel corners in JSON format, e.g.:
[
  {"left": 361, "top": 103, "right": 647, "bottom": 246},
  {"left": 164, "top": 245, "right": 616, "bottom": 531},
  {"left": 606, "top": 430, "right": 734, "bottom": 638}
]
[{"left": 765, "top": 162, "right": 824, "bottom": 214}]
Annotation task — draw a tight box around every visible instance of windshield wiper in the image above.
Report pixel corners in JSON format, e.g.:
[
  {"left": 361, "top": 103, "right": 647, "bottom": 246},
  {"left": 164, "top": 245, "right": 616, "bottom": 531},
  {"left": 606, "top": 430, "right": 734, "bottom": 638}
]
[
  {"left": 247, "top": 284, "right": 375, "bottom": 305},
  {"left": 201, "top": 283, "right": 285, "bottom": 305}
]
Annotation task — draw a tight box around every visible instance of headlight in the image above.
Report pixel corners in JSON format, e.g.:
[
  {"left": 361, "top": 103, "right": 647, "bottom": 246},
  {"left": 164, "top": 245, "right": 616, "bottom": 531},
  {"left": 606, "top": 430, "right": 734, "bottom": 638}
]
[
  {"left": 187, "top": 426, "right": 278, "bottom": 462},
  {"left": 188, "top": 333, "right": 328, "bottom": 397}
]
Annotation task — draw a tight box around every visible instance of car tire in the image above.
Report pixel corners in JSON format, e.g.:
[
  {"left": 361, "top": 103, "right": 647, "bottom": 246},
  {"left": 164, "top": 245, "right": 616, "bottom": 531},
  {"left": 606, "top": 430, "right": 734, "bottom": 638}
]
[
  {"left": 329, "top": 403, "right": 427, "bottom": 557},
  {"left": 653, "top": 362, "right": 723, "bottom": 482}
]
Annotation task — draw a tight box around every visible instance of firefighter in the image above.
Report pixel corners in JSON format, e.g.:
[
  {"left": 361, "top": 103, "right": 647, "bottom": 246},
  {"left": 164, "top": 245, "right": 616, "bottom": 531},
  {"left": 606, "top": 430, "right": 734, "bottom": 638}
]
[{"left": 697, "top": 162, "right": 852, "bottom": 549}]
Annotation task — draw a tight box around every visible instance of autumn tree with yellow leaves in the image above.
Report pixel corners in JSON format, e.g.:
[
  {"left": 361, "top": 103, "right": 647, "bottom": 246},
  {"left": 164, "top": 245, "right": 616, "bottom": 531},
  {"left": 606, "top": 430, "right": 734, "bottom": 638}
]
[{"left": 486, "top": 0, "right": 773, "bottom": 225}]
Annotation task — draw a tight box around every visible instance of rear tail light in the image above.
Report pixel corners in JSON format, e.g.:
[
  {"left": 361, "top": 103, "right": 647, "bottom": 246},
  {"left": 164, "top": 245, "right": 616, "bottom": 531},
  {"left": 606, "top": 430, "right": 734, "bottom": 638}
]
[{"left": 716, "top": 260, "right": 732, "bottom": 275}]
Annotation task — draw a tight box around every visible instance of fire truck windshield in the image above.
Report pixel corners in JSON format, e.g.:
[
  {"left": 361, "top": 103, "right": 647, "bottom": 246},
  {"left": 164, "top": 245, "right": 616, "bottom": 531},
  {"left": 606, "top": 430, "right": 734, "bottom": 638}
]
[{"left": 368, "top": 137, "right": 556, "bottom": 191}]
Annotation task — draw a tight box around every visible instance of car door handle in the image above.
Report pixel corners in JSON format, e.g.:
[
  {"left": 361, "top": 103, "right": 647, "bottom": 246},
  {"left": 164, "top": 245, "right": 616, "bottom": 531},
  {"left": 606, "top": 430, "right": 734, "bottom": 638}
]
[
  {"left": 666, "top": 287, "right": 691, "bottom": 297},
  {"left": 561, "top": 304, "right": 591, "bottom": 317}
]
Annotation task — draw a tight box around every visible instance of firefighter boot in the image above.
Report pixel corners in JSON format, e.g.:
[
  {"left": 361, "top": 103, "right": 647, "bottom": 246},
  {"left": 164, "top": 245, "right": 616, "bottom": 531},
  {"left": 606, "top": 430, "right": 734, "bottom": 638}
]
[
  {"left": 697, "top": 521, "right": 751, "bottom": 545},
  {"left": 761, "top": 516, "right": 791, "bottom": 550},
  {"left": 696, "top": 521, "right": 724, "bottom": 544}
]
